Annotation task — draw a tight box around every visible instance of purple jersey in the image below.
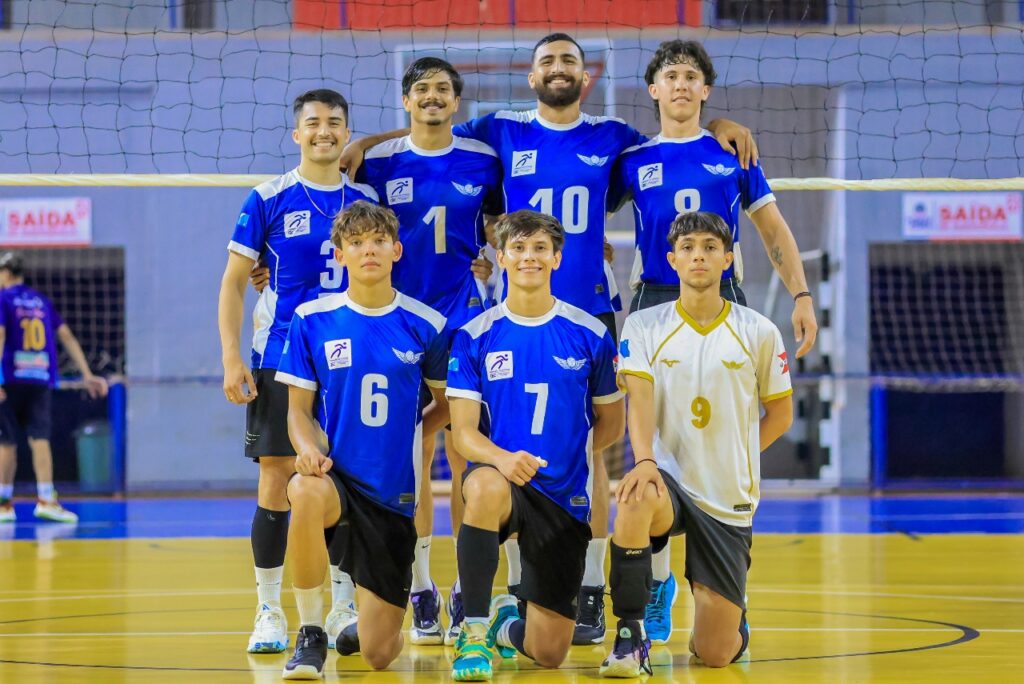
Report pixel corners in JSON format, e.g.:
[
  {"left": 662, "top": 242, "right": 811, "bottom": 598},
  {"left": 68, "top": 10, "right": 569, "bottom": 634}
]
[{"left": 0, "top": 284, "right": 64, "bottom": 386}]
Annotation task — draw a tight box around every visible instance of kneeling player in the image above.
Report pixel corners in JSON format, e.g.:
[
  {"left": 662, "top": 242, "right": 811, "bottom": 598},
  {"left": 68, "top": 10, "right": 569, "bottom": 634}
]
[
  {"left": 600, "top": 212, "right": 793, "bottom": 676},
  {"left": 446, "top": 211, "right": 625, "bottom": 681},
  {"left": 275, "top": 201, "right": 450, "bottom": 678}
]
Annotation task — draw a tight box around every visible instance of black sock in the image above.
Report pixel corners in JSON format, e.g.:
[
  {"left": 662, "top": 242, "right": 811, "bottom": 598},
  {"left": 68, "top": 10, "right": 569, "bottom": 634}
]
[
  {"left": 732, "top": 611, "right": 749, "bottom": 662},
  {"left": 508, "top": 617, "right": 530, "bottom": 658},
  {"left": 609, "top": 542, "right": 652, "bottom": 621},
  {"left": 251, "top": 506, "right": 289, "bottom": 568},
  {"left": 457, "top": 524, "right": 499, "bottom": 619}
]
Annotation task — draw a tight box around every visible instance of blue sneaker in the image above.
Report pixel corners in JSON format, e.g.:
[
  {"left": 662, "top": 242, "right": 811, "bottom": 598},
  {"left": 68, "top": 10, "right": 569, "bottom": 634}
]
[
  {"left": 487, "top": 594, "right": 520, "bottom": 659},
  {"left": 645, "top": 573, "right": 678, "bottom": 645},
  {"left": 452, "top": 621, "right": 494, "bottom": 681}
]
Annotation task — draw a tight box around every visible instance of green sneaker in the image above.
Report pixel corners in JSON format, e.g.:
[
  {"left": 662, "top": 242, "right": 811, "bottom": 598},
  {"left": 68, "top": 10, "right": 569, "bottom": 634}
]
[
  {"left": 452, "top": 621, "right": 494, "bottom": 681},
  {"left": 487, "top": 594, "right": 521, "bottom": 659}
]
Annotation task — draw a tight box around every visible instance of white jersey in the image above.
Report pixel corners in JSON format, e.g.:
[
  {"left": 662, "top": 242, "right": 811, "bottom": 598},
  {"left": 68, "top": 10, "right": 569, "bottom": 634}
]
[{"left": 618, "top": 299, "right": 792, "bottom": 526}]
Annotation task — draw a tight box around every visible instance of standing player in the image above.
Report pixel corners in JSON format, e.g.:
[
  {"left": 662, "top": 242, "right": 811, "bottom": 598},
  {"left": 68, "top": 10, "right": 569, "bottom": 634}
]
[
  {"left": 446, "top": 211, "right": 624, "bottom": 681},
  {"left": 600, "top": 212, "right": 793, "bottom": 676},
  {"left": 217, "top": 89, "right": 378, "bottom": 654},
  {"left": 342, "top": 34, "right": 759, "bottom": 644},
  {"left": 608, "top": 39, "right": 817, "bottom": 643},
  {"left": 276, "top": 201, "right": 450, "bottom": 678},
  {"left": 356, "top": 57, "right": 501, "bottom": 645},
  {"left": 0, "top": 252, "right": 108, "bottom": 523}
]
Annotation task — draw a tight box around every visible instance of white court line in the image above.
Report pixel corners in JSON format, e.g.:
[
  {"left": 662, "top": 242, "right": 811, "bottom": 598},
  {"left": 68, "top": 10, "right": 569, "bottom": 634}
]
[{"left": 753, "top": 587, "right": 1024, "bottom": 604}]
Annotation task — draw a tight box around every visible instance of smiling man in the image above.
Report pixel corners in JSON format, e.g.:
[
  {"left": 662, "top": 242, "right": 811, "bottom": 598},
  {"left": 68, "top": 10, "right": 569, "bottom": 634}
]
[{"left": 217, "top": 89, "right": 378, "bottom": 654}]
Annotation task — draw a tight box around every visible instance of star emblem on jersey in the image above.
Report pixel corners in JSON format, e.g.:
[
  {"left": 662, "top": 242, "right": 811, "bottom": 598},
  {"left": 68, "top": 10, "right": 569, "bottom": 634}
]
[
  {"left": 722, "top": 360, "right": 746, "bottom": 370},
  {"left": 638, "top": 163, "right": 663, "bottom": 190},
  {"left": 386, "top": 177, "right": 414, "bottom": 204},
  {"left": 660, "top": 359, "right": 681, "bottom": 368},
  {"left": 702, "top": 162, "right": 737, "bottom": 176},
  {"left": 284, "top": 210, "right": 311, "bottom": 237},
  {"left": 577, "top": 153, "right": 609, "bottom": 167},
  {"left": 485, "top": 351, "right": 513, "bottom": 380},
  {"left": 778, "top": 351, "right": 790, "bottom": 374},
  {"left": 392, "top": 348, "right": 424, "bottom": 365},
  {"left": 452, "top": 181, "right": 483, "bottom": 196},
  {"left": 554, "top": 356, "right": 587, "bottom": 371},
  {"left": 511, "top": 150, "right": 537, "bottom": 177},
  {"left": 324, "top": 339, "right": 352, "bottom": 369}
]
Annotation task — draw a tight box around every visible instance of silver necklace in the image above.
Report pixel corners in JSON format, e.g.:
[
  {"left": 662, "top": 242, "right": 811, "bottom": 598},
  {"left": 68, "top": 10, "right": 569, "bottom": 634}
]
[{"left": 299, "top": 172, "right": 346, "bottom": 218}]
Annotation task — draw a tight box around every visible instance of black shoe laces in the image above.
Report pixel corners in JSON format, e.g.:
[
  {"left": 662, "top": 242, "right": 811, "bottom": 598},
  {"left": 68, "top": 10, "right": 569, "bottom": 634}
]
[
  {"left": 612, "top": 624, "right": 653, "bottom": 675},
  {"left": 577, "top": 587, "right": 605, "bottom": 627}
]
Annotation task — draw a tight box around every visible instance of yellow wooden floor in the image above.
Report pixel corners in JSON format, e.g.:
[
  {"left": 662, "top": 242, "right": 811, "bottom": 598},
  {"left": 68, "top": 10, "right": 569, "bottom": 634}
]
[{"left": 0, "top": 533, "right": 1022, "bottom": 682}]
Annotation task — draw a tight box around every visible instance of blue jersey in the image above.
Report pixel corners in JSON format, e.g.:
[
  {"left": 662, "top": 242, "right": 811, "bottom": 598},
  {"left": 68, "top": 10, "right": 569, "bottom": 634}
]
[
  {"left": 228, "top": 169, "right": 379, "bottom": 369},
  {"left": 610, "top": 131, "right": 775, "bottom": 285},
  {"left": 276, "top": 292, "right": 448, "bottom": 517},
  {"left": 446, "top": 300, "right": 622, "bottom": 522},
  {"left": 455, "top": 110, "right": 644, "bottom": 316},
  {"left": 358, "top": 136, "right": 502, "bottom": 331}
]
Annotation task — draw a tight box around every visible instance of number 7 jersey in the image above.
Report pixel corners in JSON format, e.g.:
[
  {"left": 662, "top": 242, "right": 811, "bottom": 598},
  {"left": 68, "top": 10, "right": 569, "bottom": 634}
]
[{"left": 618, "top": 300, "right": 792, "bottom": 526}]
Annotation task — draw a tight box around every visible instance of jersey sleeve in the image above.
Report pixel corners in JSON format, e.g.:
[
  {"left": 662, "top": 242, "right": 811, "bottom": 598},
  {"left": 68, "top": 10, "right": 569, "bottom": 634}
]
[
  {"left": 590, "top": 329, "right": 624, "bottom": 404},
  {"left": 756, "top": 320, "right": 793, "bottom": 402},
  {"left": 617, "top": 312, "right": 654, "bottom": 386},
  {"left": 453, "top": 113, "right": 499, "bottom": 148},
  {"left": 607, "top": 154, "right": 633, "bottom": 213},
  {"left": 275, "top": 314, "right": 318, "bottom": 391},
  {"left": 445, "top": 329, "right": 482, "bottom": 402},
  {"left": 227, "top": 189, "right": 266, "bottom": 261},
  {"left": 741, "top": 162, "right": 776, "bottom": 215},
  {"left": 421, "top": 326, "right": 450, "bottom": 389}
]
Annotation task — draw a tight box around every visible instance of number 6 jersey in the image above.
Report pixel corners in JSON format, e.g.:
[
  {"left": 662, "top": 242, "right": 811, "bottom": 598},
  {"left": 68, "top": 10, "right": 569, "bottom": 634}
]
[{"left": 618, "top": 299, "right": 792, "bottom": 526}]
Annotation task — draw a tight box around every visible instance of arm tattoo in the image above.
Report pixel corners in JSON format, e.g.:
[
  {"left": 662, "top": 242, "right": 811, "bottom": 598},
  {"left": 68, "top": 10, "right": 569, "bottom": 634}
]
[{"left": 771, "top": 245, "right": 784, "bottom": 267}]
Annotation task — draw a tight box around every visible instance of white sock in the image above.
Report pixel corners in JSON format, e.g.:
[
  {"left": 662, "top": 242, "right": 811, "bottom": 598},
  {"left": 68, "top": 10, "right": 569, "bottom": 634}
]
[
  {"left": 504, "top": 539, "right": 522, "bottom": 587},
  {"left": 294, "top": 585, "right": 324, "bottom": 628},
  {"left": 330, "top": 567, "right": 355, "bottom": 606},
  {"left": 582, "top": 537, "right": 608, "bottom": 587},
  {"left": 0, "top": 484, "right": 13, "bottom": 500},
  {"left": 37, "top": 482, "right": 54, "bottom": 502},
  {"left": 453, "top": 576, "right": 461, "bottom": 595},
  {"left": 652, "top": 546, "right": 672, "bottom": 583},
  {"left": 411, "top": 535, "right": 433, "bottom": 593},
  {"left": 255, "top": 566, "right": 284, "bottom": 606},
  {"left": 496, "top": 617, "right": 516, "bottom": 648}
]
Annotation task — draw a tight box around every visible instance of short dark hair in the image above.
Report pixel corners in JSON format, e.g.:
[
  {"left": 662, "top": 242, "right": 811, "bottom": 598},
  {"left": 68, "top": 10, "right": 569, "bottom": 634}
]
[
  {"left": 292, "top": 89, "right": 349, "bottom": 126},
  {"left": 402, "top": 57, "right": 463, "bottom": 98},
  {"left": 0, "top": 252, "right": 24, "bottom": 278},
  {"left": 331, "top": 201, "right": 399, "bottom": 247},
  {"left": 532, "top": 33, "right": 585, "bottom": 64},
  {"left": 667, "top": 212, "right": 733, "bottom": 252},
  {"left": 493, "top": 210, "right": 565, "bottom": 253},
  {"left": 645, "top": 40, "right": 716, "bottom": 121}
]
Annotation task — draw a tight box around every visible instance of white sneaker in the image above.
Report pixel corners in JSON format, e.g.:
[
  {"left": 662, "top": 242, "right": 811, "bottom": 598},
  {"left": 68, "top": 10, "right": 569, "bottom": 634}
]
[
  {"left": 247, "top": 603, "right": 288, "bottom": 653},
  {"left": 324, "top": 600, "right": 357, "bottom": 650},
  {"left": 33, "top": 499, "right": 78, "bottom": 523},
  {"left": 0, "top": 501, "right": 15, "bottom": 523}
]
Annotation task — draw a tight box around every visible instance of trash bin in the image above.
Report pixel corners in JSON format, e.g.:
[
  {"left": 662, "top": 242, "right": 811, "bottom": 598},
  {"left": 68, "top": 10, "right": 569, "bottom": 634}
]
[{"left": 75, "top": 421, "right": 112, "bottom": 493}]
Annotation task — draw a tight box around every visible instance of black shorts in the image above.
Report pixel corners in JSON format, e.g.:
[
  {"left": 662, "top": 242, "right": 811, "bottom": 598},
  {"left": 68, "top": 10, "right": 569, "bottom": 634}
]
[
  {"left": 327, "top": 471, "right": 417, "bottom": 609},
  {"left": 650, "top": 469, "right": 752, "bottom": 610},
  {"left": 630, "top": 277, "right": 747, "bottom": 313},
  {"left": 595, "top": 311, "right": 619, "bottom": 345},
  {"left": 464, "top": 463, "right": 592, "bottom": 620},
  {"left": 244, "top": 369, "right": 296, "bottom": 460},
  {"left": 0, "top": 383, "right": 52, "bottom": 443}
]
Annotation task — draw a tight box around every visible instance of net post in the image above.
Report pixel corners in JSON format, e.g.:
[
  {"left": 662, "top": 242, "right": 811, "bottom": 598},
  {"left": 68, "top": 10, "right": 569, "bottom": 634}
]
[
  {"left": 108, "top": 381, "right": 127, "bottom": 495},
  {"left": 870, "top": 383, "right": 888, "bottom": 490}
]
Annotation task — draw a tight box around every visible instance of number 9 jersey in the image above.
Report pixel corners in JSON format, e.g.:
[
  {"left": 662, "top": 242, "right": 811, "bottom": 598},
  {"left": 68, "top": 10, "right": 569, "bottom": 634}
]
[
  {"left": 228, "top": 170, "right": 379, "bottom": 370},
  {"left": 618, "top": 300, "right": 792, "bottom": 527}
]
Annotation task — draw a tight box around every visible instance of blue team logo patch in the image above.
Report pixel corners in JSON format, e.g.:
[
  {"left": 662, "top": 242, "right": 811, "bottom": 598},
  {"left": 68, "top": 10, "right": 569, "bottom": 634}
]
[
  {"left": 284, "top": 211, "right": 311, "bottom": 237},
  {"left": 452, "top": 181, "right": 483, "bottom": 197},
  {"left": 485, "top": 351, "right": 513, "bottom": 381},
  {"left": 577, "top": 153, "right": 609, "bottom": 167},
  {"left": 702, "top": 162, "right": 736, "bottom": 176},
  {"left": 619, "top": 340, "right": 630, "bottom": 358},
  {"left": 511, "top": 150, "right": 537, "bottom": 177},
  {"left": 448, "top": 357, "right": 459, "bottom": 373},
  {"left": 392, "top": 348, "right": 424, "bottom": 365},
  {"left": 554, "top": 356, "right": 586, "bottom": 371},
  {"left": 386, "top": 177, "right": 414, "bottom": 204},
  {"left": 324, "top": 339, "right": 352, "bottom": 369}
]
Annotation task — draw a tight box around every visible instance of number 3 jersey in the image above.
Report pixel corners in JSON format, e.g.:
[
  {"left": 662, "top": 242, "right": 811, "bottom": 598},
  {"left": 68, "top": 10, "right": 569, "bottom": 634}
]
[
  {"left": 618, "top": 300, "right": 792, "bottom": 526},
  {"left": 446, "top": 300, "right": 622, "bottom": 522},
  {"left": 275, "top": 292, "right": 448, "bottom": 517},
  {"left": 228, "top": 169, "right": 379, "bottom": 369}
]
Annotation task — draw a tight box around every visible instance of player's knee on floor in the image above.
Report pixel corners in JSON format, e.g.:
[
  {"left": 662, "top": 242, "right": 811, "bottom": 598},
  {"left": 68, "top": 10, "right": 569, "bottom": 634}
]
[
  {"left": 529, "top": 641, "right": 570, "bottom": 669},
  {"left": 361, "top": 644, "right": 399, "bottom": 671},
  {"left": 692, "top": 634, "right": 738, "bottom": 668}
]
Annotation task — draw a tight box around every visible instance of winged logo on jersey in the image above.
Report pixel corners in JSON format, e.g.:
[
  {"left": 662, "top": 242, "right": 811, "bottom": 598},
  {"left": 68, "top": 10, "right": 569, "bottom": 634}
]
[
  {"left": 393, "top": 348, "right": 425, "bottom": 365},
  {"left": 577, "top": 153, "right": 610, "bottom": 167},
  {"left": 702, "top": 162, "right": 737, "bottom": 176},
  {"left": 452, "top": 181, "right": 483, "bottom": 197},
  {"left": 722, "top": 360, "right": 746, "bottom": 370},
  {"left": 554, "top": 356, "right": 587, "bottom": 371},
  {"left": 660, "top": 359, "right": 681, "bottom": 368}
]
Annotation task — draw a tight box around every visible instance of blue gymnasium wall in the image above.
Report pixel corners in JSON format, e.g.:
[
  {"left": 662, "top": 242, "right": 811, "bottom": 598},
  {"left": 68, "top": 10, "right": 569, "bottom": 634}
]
[{"left": 0, "top": 28, "right": 1021, "bottom": 489}]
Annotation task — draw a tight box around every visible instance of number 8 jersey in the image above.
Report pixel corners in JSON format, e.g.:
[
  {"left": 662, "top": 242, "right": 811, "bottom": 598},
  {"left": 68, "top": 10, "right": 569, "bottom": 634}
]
[
  {"left": 228, "top": 170, "right": 379, "bottom": 370},
  {"left": 276, "top": 292, "right": 448, "bottom": 516},
  {"left": 446, "top": 300, "right": 622, "bottom": 522},
  {"left": 618, "top": 300, "right": 792, "bottom": 526}
]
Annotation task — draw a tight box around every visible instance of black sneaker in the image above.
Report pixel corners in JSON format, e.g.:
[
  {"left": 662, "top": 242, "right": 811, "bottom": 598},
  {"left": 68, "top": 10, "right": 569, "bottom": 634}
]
[
  {"left": 599, "top": 619, "right": 652, "bottom": 677},
  {"left": 282, "top": 625, "right": 327, "bottom": 680},
  {"left": 573, "top": 584, "right": 606, "bottom": 645},
  {"left": 335, "top": 621, "right": 361, "bottom": 656}
]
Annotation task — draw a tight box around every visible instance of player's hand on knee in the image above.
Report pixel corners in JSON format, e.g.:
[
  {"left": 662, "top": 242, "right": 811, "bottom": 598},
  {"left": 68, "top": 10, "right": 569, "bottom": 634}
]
[
  {"left": 616, "top": 459, "right": 666, "bottom": 504},
  {"left": 339, "top": 142, "right": 365, "bottom": 178},
  {"left": 499, "top": 451, "right": 546, "bottom": 486},
  {"left": 249, "top": 261, "right": 270, "bottom": 294},
  {"left": 222, "top": 358, "right": 257, "bottom": 405},
  {"left": 604, "top": 238, "right": 614, "bottom": 264},
  {"left": 470, "top": 249, "right": 494, "bottom": 281},
  {"left": 296, "top": 449, "right": 331, "bottom": 477},
  {"left": 792, "top": 297, "right": 818, "bottom": 358}
]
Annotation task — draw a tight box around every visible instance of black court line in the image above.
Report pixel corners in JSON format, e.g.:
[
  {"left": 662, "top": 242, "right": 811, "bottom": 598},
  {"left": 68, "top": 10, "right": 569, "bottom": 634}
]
[{"left": 0, "top": 605, "right": 981, "bottom": 674}]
